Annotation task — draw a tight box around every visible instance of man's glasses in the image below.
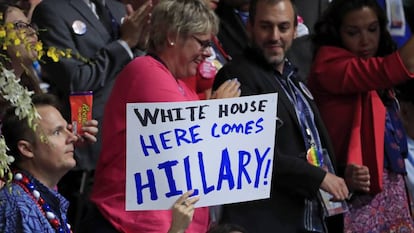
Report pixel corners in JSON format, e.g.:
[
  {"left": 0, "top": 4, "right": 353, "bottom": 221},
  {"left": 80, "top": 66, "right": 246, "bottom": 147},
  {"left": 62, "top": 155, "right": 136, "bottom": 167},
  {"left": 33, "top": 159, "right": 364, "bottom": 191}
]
[{"left": 191, "top": 35, "right": 213, "bottom": 50}]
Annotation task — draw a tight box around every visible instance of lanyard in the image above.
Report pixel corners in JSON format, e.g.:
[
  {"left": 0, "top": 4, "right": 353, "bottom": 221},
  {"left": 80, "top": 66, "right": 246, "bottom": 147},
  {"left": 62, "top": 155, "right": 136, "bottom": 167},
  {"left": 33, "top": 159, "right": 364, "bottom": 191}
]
[
  {"left": 212, "top": 36, "right": 232, "bottom": 61},
  {"left": 276, "top": 73, "right": 324, "bottom": 166}
]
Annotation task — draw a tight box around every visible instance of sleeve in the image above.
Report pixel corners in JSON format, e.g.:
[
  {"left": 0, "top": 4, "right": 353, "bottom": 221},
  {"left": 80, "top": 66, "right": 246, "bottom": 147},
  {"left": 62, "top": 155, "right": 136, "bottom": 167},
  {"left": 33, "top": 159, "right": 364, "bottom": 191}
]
[
  {"left": 31, "top": 2, "right": 132, "bottom": 93},
  {"left": 310, "top": 46, "right": 414, "bottom": 94},
  {"left": 274, "top": 149, "right": 327, "bottom": 198},
  {"left": 213, "top": 63, "right": 258, "bottom": 96}
]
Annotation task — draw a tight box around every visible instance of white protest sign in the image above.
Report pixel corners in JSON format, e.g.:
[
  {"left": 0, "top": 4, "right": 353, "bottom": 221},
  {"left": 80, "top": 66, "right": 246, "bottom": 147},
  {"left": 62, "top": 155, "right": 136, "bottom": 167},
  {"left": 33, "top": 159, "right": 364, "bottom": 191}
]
[{"left": 126, "top": 93, "right": 278, "bottom": 210}]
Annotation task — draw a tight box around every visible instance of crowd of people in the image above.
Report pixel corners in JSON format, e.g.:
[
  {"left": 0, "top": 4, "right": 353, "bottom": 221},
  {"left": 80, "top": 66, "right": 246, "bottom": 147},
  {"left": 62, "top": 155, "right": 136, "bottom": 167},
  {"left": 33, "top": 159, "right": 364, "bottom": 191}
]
[{"left": 1, "top": 0, "right": 414, "bottom": 232}]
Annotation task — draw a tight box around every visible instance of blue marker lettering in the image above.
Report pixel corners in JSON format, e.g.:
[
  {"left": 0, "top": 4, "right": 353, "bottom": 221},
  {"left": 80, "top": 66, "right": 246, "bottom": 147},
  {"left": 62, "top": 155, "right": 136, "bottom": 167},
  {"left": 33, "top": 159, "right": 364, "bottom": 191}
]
[
  {"left": 134, "top": 170, "right": 158, "bottom": 204},
  {"left": 254, "top": 147, "right": 271, "bottom": 188},
  {"left": 237, "top": 150, "right": 252, "bottom": 189},
  {"left": 217, "top": 148, "right": 235, "bottom": 190},
  {"left": 140, "top": 134, "right": 160, "bottom": 156},
  {"left": 158, "top": 160, "right": 182, "bottom": 198},
  {"left": 189, "top": 125, "right": 202, "bottom": 143},
  {"left": 183, "top": 156, "right": 199, "bottom": 196},
  {"left": 159, "top": 131, "right": 173, "bottom": 150},
  {"left": 255, "top": 117, "right": 264, "bottom": 133},
  {"left": 198, "top": 152, "right": 215, "bottom": 194},
  {"left": 211, "top": 123, "right": 220, "bottom": 138}
]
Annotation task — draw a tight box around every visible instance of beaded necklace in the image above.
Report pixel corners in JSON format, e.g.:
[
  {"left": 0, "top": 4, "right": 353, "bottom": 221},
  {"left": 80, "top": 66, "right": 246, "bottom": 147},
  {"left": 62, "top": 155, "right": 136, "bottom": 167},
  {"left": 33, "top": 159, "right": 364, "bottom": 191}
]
[{"left": 13, "top": 172, "right": 72, "bottom": 233}]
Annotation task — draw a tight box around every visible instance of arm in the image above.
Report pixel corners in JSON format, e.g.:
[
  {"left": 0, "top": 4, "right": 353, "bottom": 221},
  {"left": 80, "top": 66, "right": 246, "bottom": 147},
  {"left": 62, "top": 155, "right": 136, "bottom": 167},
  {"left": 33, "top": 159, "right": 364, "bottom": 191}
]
[
  {"left": 310, "top": 46, "right": 414, "bottom": 94},
  {"left": 31, "top": 1, "right": 152, "bottom": 93},
  {"left": 399, "top": 36, "right": 414, "bottom": 73}
]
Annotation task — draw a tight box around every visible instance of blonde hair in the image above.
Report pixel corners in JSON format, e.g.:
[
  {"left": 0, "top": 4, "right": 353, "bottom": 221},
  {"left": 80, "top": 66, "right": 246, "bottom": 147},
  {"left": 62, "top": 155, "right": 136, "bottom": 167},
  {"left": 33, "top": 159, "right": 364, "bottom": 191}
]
[{"left": 148, "top": 0, "right": 219, "bottom": 52}]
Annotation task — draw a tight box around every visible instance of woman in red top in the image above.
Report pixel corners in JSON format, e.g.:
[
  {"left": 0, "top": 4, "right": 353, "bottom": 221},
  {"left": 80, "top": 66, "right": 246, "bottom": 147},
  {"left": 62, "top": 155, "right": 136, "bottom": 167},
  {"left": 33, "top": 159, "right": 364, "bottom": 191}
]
[{"left": 308, "top": 0, "right": 414, "bottom": 232}]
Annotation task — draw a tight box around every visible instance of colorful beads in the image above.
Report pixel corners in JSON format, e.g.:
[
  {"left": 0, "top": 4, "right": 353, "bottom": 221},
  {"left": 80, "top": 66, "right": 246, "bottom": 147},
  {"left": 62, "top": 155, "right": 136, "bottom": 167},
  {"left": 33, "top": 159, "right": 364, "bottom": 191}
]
[
  {"left": 46, "top": 211, "right": 56, "bottom": 220},
  {"left": 33, "top": 190, "right": 40, "bottom": 200},
  {"left": 50, "top": 218, "right": 60, "bottom": 228},
  {"left": 13, "top": 173, "right": 22, "bottom": 181},
  {"left": 13, "top": 172, "right": 72, "bottom": 233}
]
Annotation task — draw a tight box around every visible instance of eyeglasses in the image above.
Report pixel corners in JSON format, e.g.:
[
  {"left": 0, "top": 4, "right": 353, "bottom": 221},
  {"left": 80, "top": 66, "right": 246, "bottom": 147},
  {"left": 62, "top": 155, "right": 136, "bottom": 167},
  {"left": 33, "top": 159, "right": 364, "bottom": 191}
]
[
  {"left": 191, "top": 35, "right": 213, "bottom": 50},
  {"left": 13, "top": 21, "right": 37, "bottom": 31}
]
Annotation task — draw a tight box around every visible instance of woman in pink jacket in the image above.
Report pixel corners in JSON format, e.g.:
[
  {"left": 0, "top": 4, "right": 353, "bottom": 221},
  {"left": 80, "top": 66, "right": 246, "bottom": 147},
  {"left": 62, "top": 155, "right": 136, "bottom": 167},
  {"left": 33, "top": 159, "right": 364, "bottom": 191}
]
[{"left": 89, "top": 1, "right": 240, "bottom": 232}]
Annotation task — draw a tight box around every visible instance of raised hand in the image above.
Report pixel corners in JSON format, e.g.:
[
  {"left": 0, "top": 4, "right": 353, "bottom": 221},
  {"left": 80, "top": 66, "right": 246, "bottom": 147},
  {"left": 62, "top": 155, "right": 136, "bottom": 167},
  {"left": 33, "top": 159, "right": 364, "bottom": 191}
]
[
  {"left": 120, "top": 0, "right": 153, "bottom": 49},
  {"left": 68, "top": 119, "right": 99, "bottom": 146}
]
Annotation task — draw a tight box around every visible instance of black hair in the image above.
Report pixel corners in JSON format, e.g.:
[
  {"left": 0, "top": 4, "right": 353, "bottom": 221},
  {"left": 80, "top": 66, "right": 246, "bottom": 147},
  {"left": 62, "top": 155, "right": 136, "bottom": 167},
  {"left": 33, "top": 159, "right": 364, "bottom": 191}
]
[
  {"left": 249, "top": 0, "right": 298, "bottom": 27},
  {"left": 312, "top": 0, "right": 396, "bottom": 57}
]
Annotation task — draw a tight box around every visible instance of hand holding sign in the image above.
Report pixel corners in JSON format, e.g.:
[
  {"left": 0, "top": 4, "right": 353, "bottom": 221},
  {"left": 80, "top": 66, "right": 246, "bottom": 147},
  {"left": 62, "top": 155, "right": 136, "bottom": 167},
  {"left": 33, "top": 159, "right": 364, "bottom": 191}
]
[{"left": 168, "top": 190, "right": 199, "bottom": 233}]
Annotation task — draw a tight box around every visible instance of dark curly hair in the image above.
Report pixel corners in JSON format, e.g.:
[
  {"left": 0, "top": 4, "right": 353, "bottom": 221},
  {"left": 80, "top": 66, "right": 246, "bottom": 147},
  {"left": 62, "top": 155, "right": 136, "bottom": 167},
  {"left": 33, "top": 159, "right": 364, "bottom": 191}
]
[
  {"left": 312, "top": 0, "right": 396, "bottom": 57},
  {"left": 249, "top": 0, "right": 298, "bottom": 27}
]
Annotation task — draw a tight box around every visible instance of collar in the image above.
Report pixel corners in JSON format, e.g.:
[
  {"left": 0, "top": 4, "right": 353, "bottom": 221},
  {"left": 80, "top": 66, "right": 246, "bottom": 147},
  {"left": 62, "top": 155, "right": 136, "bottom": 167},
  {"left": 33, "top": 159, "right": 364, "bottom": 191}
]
[{"left": 14, "top": 170, "right": 70, "bottom": 210}]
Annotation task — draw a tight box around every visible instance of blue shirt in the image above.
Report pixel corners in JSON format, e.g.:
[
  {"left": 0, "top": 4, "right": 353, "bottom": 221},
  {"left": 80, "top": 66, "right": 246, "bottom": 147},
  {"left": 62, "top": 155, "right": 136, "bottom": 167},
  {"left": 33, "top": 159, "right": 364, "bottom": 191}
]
[{"left": 0, "top": 173, "right": 70, "bottom": 233}]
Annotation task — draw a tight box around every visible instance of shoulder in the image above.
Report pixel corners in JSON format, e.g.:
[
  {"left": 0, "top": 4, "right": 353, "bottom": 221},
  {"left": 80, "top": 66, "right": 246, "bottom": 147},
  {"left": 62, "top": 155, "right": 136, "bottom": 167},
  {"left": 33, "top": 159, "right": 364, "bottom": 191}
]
[
  {"left": 114, "top": 56, "right": 176, "bottom": 94},
  {"left": 313, "top": 46, "right": 353, "bottom": 62},
  {"left": 32, "top": 0, "right": 71, "bottom": 22},
  {"left": 0, "top": 185, "right": 30, "bottom": 214},
  {"left": 218, "top": 53, "right": 270, "bottom": 81},
  {"left": 0, "top": 185, "right": 53, "bottom": 232},
  {"left": 220, "top": 54, "right": 256, "bottom": 73},
  {"left": 120, "top": 56, "right": 171, "bottom": 79},
  {"left": 106, "top": 0, "right": 125, "bottom": 9},
  {"left": 36, "top": 0, "right": 70, "bottom": 9},
  {"left": 214, "top": 53, "right": 269, "bottom": 92}
]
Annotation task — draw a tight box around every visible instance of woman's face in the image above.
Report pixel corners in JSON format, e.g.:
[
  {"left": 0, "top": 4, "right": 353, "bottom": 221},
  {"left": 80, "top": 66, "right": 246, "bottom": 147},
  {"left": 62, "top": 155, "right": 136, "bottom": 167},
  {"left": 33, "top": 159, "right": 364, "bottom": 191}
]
[
  {"left": 203, "top": 0, "right": 219, "bottom": 10},
  {"left": 173, "top": 33, "right": 213, "bottom": 79},
  {"left": 5, "top": 6, "right": 38, "bottom": 63},
  {"left": 339, "top": 6, "right": 380, "bottom": 59}
]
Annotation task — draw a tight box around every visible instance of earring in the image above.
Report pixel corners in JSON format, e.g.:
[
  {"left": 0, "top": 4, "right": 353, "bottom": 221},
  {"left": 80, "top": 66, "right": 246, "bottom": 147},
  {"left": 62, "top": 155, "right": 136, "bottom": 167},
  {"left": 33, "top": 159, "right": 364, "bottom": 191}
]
[{"left": 169, "top": 42, "right": 175, "bottom": 46}]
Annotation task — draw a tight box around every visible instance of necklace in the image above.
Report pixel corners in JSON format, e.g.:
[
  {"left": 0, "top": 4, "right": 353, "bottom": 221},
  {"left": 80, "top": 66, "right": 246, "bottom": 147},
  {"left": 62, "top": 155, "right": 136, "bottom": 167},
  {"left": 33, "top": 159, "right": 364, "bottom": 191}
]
[{"left": 13, "top": 172, "right": 72, "bottom": 233}]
